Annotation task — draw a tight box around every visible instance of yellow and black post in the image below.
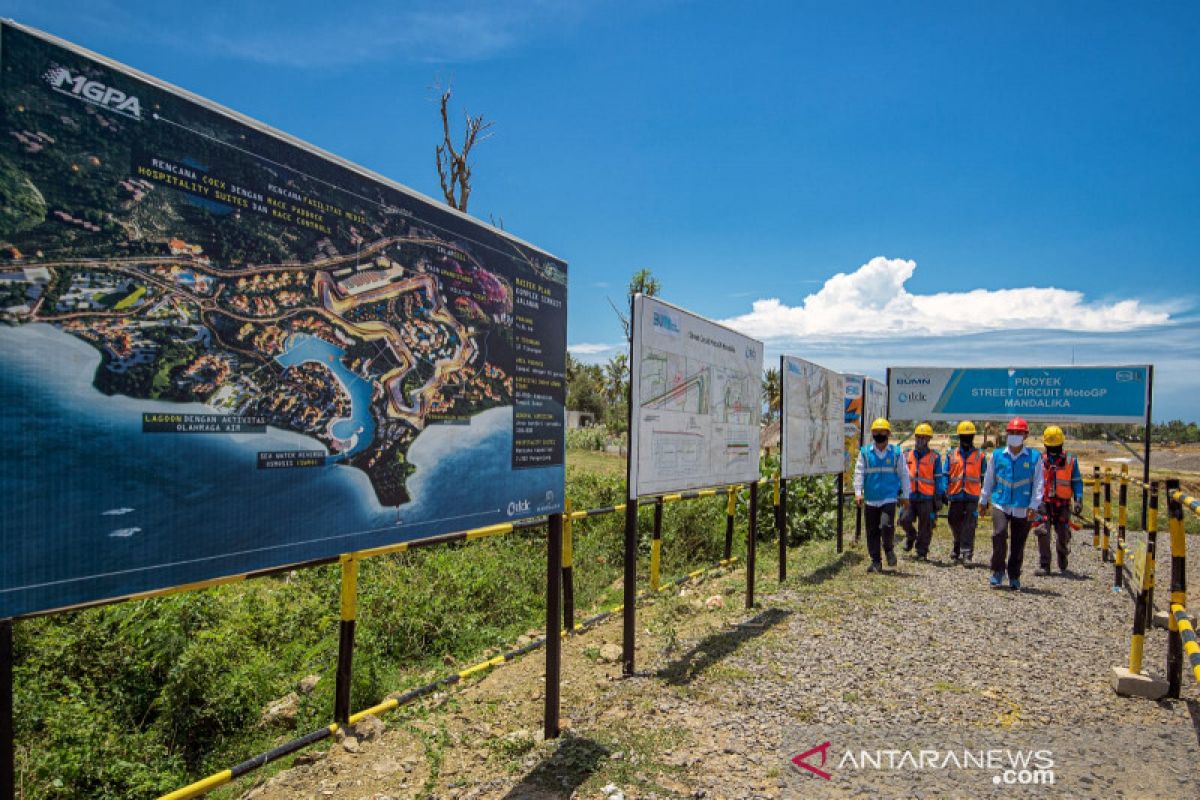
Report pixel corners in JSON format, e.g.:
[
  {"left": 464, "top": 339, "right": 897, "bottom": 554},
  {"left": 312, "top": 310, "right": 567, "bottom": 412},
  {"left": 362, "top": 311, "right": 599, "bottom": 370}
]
[
  {"left": 650, "top": 497, "right": 663, "bottom": 593},
  {"left": 562, "top": 499, "right": 575, "bottom": 633},
  {"left": 1129, "top": 484, "right": 1157, "bottom": 675},
  {"left": 2, "top": 618, "right": 12, "bottom": 800},
  {"left": 1114, "top": 464, "right": 1128, "bottom": 593},
  {"left": 746, "top": 480, "right": 758, "bottom": 609},
  {"left": 724, "top": 486, "right": 737, "bottom": 561},
  {"left": 1166, "top": 478, "right": 1187, "bottom": 698},
  {"left": 835, "top": 473, "right": 845, "bottom": 553},
  {"left": 1102, "top": 467, "right": 1113, "bottom": 563},
  {"left": 335, "top": 554, "right": 359, "bottom": 726},
  {"left": 544, "top": 513, "right": 563, "bottom": 740},
  {"left": 1092, "top": 465, "right": 1101, "bottom": 550},
  {"left": 777, "top": 474, "right": 787, "bottom": 582}
]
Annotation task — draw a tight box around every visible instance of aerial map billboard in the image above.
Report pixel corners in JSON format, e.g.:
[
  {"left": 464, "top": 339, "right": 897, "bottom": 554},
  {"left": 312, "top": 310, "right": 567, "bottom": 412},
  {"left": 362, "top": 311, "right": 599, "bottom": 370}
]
[
  {"left": 0, "top": 22, "right": 567, "bottom": 618},
  {"left": 863, "top": 377, "right": 887, "bottom": 437},
  {"left": 841, "top": 373, "right": 864, "bottom": 483},
  {"left": 628, "top": 296, "right": 762, "bottom": 498},
  {"left": 780, "top": 356, "right": 844, "bottom": 478},
  {"left": 887, "top": 366, "right": 1150, "bottom": 423}
]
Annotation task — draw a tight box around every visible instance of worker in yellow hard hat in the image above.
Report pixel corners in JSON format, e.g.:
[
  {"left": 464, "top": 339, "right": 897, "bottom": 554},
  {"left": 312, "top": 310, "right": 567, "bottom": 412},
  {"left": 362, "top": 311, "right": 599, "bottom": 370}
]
[
  {"left": 899, "top": 422, "right": 947, "bottom": 561},
  {"left": 1035, "top": 425, "right": 1083, "bottom": 575},
  {"left": 852, "top": 418, "right": 911, "bottom": 573},
  {"left": 945, "top": 421, "right": 986, "bottom": 566}
]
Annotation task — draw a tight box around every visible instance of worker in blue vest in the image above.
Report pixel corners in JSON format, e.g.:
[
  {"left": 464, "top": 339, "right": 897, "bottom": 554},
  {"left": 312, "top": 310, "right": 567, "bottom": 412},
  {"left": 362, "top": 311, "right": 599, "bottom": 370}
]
[
  {"left": 853, "top": 417, "right": 912, "bottom": 573},
  {"left": 899, "top": 422, "right": 947, "bottom": 561},
  {"left": 979, "top": 417, "right": 1045, "bottom": 591}
]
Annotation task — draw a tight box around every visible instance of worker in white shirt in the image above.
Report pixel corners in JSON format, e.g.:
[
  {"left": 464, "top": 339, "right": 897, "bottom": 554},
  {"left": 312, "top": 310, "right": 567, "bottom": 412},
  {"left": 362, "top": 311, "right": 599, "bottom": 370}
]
[
  {"left": 853, "top": 418, "right": 912, "bottom": 573},
  {"left": 979, "top": 417, "right": 1045, "bottom": 591}
]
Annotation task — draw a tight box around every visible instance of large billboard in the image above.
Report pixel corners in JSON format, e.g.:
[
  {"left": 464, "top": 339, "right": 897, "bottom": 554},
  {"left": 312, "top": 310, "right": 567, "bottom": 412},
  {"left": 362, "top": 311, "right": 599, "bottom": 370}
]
[
  {"left": 0, "top": 23, "right": 567, "bottom": 618},
  {"left": 863, "top": 377, "right": 887, "bottom": 436},
  {"left": 780, "top": 356, "right": 844, "bottom": 478},
  {"left": 887, "top": 366, "right": 1150, "bottom": 423},
  {"left": 629, "top": 296, "right": 762, "bottom": 498}
]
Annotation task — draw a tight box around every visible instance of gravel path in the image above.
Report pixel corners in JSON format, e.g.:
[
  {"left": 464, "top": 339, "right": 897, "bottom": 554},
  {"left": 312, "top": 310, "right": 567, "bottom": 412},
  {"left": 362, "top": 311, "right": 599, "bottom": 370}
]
[{"left": 237, "top": 523, "right": 1200, "bottom": 800}]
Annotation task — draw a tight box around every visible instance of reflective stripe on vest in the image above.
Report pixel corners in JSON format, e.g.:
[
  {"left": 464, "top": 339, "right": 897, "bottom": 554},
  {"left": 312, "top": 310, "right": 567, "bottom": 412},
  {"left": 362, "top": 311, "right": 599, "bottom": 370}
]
[
  {"left": 947, "top": 448, "right": 983, "bottom": 498},
  {"left": 906, "top": 449, "right": 937, "bottom": 498},
  {"left": 1044, "top": 453, "right": 1077, "bottom": 502},
  {"left": 990, "top": 447, "right": 1038, "bottom": 509},
  {"left": 862, "top": 444, "right": 902, "bottom": 503}
]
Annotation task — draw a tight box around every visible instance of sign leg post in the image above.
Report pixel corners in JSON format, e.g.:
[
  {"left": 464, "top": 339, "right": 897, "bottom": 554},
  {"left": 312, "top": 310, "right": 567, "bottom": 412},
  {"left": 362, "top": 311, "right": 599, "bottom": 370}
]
[
  {"left": 747, "top": 481, "right": 758, "bottom": 609},
  {"left": 562, "top": 500, "right": 575, "bottom": 635},
  {"left": 724, "top": 488, "right": 736, "bottom": 561},
  {"left": 778, "top": 477, "right": 787, "bottom": 582},
  {"left": 650, "top": 498, "right": 663, "bottom": 592},
  {"left": 622, "top": 499, "right": 638, "bottom": 676},
  {"left": 835, "top": 474, "right": 844, "bottom": 553},
  {"left": 544, "top": 514, "right": 562, "bottom": 740},
  {"left": 335, "top": 555, "right": 359, "bottom": 727},
  {"left": 2, "top": 618, "right": 12, "bottom": 800}
]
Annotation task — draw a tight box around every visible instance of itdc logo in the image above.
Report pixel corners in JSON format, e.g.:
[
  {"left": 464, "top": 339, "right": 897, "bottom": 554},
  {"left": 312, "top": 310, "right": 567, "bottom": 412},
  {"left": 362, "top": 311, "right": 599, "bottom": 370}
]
[
  {"left": 507, "top": 499, "right": 530, "bottom": 517},
  {"left": 652, "top": 311, "right": 680, "bottom": 334},
  {"left": 897, "top": 392, "right": 928, "bottom": 403}
]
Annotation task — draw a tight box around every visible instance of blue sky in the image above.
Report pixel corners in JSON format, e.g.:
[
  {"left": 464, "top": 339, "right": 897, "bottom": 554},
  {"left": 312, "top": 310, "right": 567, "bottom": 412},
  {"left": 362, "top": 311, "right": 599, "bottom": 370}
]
[{"left": 10, "top": 1, "right": 1199, "bottom": 419}]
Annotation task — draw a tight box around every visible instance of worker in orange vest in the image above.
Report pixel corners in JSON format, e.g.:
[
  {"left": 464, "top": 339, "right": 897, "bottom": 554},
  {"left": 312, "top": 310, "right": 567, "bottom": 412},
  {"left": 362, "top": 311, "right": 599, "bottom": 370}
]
[
  {"left": 945, "top": 420, "right": 986, "bottom": 567},
  {"left": 900, "top": 422, "right": 946, "bottom": 561},
  {"left": 1035, "top": 425, "right": 1083, "bottom": 575}
]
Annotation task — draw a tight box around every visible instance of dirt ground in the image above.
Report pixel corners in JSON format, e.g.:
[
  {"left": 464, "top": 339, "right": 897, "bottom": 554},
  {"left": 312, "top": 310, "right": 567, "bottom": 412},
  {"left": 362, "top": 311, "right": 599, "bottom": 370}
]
[{"left": 231, "top": 520, "right": 1200, "bottom": 800}]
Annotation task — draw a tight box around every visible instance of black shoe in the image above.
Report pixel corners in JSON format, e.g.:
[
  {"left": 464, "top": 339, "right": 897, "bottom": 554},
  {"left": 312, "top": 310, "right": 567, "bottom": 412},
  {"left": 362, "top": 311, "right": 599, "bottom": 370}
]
[
  {"left": 903, "top": 541, "right": 914, "bottom": 552},
  {"left": 885, "top": 551, "right": 897, "bottom": 568},
  {"left": 1059, "top": 560, "right": 1068, "bottom": 573},
  {"left": 1059, "top": 566, "right": 1070, "bottom": 576},
  {"left": 1035, "top": 567, "right": 1052, "bottom": 577},
  {"left": 961, "top": 554, "right": 973, "bottom": 568},
  {"left": 916, "top": 554, "right": 929, "bottom": 562},
  {"left": 867, "top": 562, "right": 882, "bottom": 574},
  {"left": 951, "top": 552, "right": 961, "bottom": 562}
]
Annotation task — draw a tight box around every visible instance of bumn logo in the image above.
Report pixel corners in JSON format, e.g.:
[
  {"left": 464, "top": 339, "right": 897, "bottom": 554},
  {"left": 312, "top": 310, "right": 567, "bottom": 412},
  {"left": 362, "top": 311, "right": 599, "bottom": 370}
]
[
  {"left": 44, "top": 65, "right": 142, "bottom": 120},
  {"left": 652, "top": 311, "right": 680, "bottom": 334}
]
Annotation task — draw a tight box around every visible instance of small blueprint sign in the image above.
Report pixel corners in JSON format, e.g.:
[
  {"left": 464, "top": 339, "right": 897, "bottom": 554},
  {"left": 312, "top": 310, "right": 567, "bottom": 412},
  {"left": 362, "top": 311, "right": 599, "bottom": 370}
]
[{"left": 887, "top": 366, "right": 1150, "bottom": 423}]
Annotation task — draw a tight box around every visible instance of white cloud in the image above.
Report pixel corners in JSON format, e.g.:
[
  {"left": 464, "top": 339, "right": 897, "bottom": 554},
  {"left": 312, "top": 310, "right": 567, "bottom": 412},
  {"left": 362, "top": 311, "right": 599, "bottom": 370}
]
[
  {"left": 569, "top": 342, "right": 621, "bottom": 356},
  {"left": 721, "top": 256, "right": 1174, "bottom": 340}
]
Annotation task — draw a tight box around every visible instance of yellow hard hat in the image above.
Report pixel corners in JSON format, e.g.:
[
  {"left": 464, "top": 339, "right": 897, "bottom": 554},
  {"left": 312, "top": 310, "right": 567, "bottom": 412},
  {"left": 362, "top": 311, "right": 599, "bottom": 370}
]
[
  {"left": 870, "top": 417, "right": 892, "bottom": 433},
  {"left": 914, "top": 422, "right": 934, "bottom": 437},
  {"left": 956, "top": 420, "right": 977, "bottom": 435},
  {"left": 1043, "top": 425, "right": 1065, "bottom": 446}
]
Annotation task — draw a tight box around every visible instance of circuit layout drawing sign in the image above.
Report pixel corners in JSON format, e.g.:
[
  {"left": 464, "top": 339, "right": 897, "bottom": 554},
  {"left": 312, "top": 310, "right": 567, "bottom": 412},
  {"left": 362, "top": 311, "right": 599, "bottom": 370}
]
[
  {"left": 780, "top": 356, "right": 844, "bottom": 477},
  {"left": 887, "top": 366, "right": 1150, "bottom": 423},
  {"left": 0, "top": 22, "right": 567, "bottom": 618},
  {"left": 863, "top": 378, "right": 887, "bottom": 437},
  {"left": 629, "top": 295, "right": 763, "bottom": 498},
  {"left": 841, "top": 373, "right": 864, "bottom": 481}
]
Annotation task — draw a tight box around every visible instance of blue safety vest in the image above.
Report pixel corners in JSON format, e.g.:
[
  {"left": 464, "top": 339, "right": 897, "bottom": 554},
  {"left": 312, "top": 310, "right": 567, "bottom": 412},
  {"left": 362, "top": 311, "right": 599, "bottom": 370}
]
[
  {"left": 861, "top": 444, "right": 902, "bottom": 503},
  {"left": 990, "top": 447, "right": 1039, "bottom": 509}
]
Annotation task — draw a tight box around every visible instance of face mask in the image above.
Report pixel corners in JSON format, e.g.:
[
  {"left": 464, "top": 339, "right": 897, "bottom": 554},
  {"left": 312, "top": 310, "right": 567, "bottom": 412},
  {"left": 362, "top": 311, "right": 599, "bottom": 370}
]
[
  {"left": 915, "top": 437, "right": 930, "bottom": 451},
  {"left": 1047, "top": 445, "right": 1062, "bottom": 456},
  {"left": 959, "top": 435, "right": 975, "bottom": 449},
  {"left": 873, "top": 434, "right": 888, "bottom": 445},
  {"left": 1007, "top": 434, "right": 1024, "bottom": 449}
]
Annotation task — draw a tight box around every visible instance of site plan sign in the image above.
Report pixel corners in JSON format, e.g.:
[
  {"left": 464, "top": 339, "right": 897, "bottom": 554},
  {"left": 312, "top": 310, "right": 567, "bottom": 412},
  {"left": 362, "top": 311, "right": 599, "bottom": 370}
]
[
  {"left": 629, "top": 295, "right": 762, "bottom": 498},
  {"left": 780, "top": 356, "right": 844, "bottom": 478},
  {"left": 0, "top": 22, "right": 567, "bottom": 618},
  {"left": 863, "top": 377, "right": 887, "bottom": 438},
  {"left": 841, "top": 373, "right": 864, "bottom": 482},
  {"left": 887, "top": 366, "right": 1150, "bottom": 423}
]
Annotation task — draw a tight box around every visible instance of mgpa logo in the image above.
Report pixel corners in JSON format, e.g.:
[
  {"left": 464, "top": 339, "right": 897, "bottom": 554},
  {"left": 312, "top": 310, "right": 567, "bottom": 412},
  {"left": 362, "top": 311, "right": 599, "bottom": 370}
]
[{"left": 44, "top": 65, "right": 142, "bottom": 120}]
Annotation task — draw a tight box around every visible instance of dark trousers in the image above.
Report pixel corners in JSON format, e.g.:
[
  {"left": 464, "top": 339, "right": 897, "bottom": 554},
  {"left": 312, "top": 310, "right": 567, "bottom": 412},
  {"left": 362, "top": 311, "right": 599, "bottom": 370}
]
[
  {"left": 864, "top": 503, "right": 897, "bottom": 566},
  {"left": 1036, "top": 502, "right": 1073, "bottom": 570},
  {"left": 990, "top": 508, "right": 1032, "bottom": 580},
  {"left": 900, "top": 498, "right": 935, "bottom": 557},
  {"left": 948, "top": 500, "right": 979, "bottom": 559}
]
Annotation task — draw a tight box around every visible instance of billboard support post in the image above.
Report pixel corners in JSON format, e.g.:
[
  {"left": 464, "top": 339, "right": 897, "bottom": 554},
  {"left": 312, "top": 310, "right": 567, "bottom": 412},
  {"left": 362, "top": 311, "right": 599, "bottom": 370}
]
[
  {"left": 622, "top": 295, "right": 638, "bottom": 677},
  {"left": 778, "top": 478, "right": 787, "bottom": 582},
  {"left": 1142, "top": 365, "right": 1154, "bottom": 530},
  {"left": 724, "top": 489, "right": 736, "bottom": 561},
  {"left": 562, "top": 500, "right": 575, "bottom": 635},
  {"left": 836, "top": 475, "right": 844, "bottom": 553},
  {"left": 334, "top": 555, "right": 359, "bottom": 727},
  {"left": 746, "top": 480, "right": 758, "bottom": 609},
  {"left": 650, "top": 498, "right": 663, "bottom": 592},
  {"left": 544, "top": 514, "right": 562, "bottom": 740},
  {"left": 2, "top": 618, "right": 12, "bottom": 800}
]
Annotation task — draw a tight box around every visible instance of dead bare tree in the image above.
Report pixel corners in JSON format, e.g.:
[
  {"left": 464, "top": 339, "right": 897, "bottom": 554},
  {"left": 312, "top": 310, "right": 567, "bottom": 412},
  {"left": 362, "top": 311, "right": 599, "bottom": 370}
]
[{"left": 435, "top": 85, "right": 493, "bottom": 213}]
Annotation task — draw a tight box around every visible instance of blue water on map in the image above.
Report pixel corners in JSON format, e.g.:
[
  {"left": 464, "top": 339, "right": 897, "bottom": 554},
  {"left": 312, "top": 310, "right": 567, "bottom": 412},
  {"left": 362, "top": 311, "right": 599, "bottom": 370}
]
[
  {"left": 274, "top": 333, "right": 375, "bottom": 457},
  {"left": 0, "top": 323, "right": 563, "bottom": 618}
]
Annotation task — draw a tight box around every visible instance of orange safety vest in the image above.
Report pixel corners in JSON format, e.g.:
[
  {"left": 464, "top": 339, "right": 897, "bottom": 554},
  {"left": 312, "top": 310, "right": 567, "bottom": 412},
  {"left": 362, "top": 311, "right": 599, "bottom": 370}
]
[
  {"left": 947, "top": 448, "right": 984, "bottom": 498},
  {"left": 906, "top": 449, "right": 937, "bottom": 498},
  {"left": 1044, "top": 452, "right": 1078, "bottom": 502}
]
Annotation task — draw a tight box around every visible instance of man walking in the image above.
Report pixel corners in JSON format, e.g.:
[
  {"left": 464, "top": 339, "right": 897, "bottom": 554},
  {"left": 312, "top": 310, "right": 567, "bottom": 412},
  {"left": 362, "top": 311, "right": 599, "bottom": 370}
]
[
  {"left": 1035, "top": 425, "right": 1083, "bottom": 575},
  {"left": 853, "top": 418, "right": 911, "bottom": 573},
  {"left": 900, "top": 422, "right": 945, "bottom": 561},
  {"left": 946, "top": 420, "right": 985, "bottom": 567},
  {"left": 980, "top": 417, "right": 1044, "bottom": 591}
]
